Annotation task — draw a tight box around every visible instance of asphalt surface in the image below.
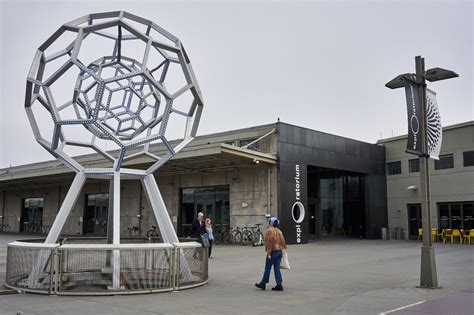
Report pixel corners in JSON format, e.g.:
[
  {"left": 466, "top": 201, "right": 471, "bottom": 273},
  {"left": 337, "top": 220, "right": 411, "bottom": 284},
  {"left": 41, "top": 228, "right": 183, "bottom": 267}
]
[{"left": 1, "top": 234, "right": 473, "bottom": 315}]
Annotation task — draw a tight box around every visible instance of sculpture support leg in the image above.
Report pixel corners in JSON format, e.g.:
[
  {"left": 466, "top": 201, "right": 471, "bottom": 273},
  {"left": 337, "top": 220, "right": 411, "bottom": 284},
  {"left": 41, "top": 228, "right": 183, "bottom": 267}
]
[
  {"left": 141, "top": 174, "right": 177, "bottom": 243},
  {"left": 141, "top": 174, "right": 194, "bottom": 281},
  {"left": 106, "top": 179, "right": 114, "bottom": 267},
  {"left": 107, "top": 179, "right": 114, "bottom": 245},
  {"left": 112, "top": 171, "right": 121, "bottom": 290},
  {"left": 45, "top": 173, "right": 87, "bottom": 243},
  {"left": 30, "top": 172, "right": 86, "bottom": 286}
]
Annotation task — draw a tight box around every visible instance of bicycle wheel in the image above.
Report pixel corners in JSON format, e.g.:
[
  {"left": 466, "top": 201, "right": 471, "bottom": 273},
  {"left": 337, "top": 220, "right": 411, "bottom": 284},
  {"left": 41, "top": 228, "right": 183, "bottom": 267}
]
[
  {"left": 232, "top": 230, "right": 242, "bottom": 245},
  {"left": 213, "top": 231, "right": 221, "bottom": 244},
  {"left": 223, "top": 230, "right": 231, "bottom": 245},
  {"left": 146, "top": 229, "right": 155, "bottom": 238},
  {"left": 249, "top": 231, "right": 257, "bottom": 244},
  {"left": 242, "top": 231, "right": 252, "bottom": 246}
]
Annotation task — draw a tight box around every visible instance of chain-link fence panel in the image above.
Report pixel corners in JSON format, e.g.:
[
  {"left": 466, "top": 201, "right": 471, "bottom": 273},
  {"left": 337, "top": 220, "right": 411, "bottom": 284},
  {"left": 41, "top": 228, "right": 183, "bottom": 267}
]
[
  {"left": 176, "top": 243, "right": 208, "bottom": 288},
  {"left": 57, "top": 244, "right": 174, "bottom": 294},
  {"left": 6, "top": 241, "right": 207, "bottom": 295},
  {"left": 5, "top": 242, "right": 57, "bottom": 294}
]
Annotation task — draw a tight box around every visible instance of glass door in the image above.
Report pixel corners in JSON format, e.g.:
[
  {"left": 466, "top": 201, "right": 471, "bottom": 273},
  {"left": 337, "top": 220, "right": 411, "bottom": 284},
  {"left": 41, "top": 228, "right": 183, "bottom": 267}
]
[
  {"left": 408, "top": 204, "right": 421, "bottom": 240},
  {"left": 21, "top": 198, "right": 44, "bottom": 233},
  {"left": 84, "top": 194, "right": 109, "bottom": 235},
  {"left": 179, "top": 186, "right": 229, "bottom": 237}
]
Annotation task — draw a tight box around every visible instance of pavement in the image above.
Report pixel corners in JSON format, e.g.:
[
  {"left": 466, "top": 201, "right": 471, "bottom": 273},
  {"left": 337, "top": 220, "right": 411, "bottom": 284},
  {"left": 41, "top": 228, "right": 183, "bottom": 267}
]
[{"left": 0, "top": 233, "right": 473, "bottom": 315}]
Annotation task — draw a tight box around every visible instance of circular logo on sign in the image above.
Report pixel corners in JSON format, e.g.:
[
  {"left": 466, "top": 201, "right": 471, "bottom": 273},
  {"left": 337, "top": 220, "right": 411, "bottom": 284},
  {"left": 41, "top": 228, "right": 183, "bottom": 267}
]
[
  {"left": 292, "top": 202, "right": 305, "bottom": 224},
  {"left": 410, "top": 115, "right": 420, "bottom": 134}
]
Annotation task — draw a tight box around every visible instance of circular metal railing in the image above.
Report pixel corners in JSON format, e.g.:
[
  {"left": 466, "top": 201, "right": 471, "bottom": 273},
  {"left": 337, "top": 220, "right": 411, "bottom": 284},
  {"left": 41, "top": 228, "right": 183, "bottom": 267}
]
[{"left": 5, "top": 239, "right": 208, "bottom": 295}]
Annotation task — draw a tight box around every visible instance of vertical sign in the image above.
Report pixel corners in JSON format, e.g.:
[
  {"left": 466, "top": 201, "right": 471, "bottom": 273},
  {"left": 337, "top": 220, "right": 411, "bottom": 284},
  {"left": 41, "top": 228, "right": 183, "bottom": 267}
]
[
  {"left": 425, "top": 88, "right": 442, "bottom": 160},
  {"left": 404, "top": 79, "right": 423, "bottom": 156},
  {"left": 292, "top": 164, "right": 305, "bottom": 243}
]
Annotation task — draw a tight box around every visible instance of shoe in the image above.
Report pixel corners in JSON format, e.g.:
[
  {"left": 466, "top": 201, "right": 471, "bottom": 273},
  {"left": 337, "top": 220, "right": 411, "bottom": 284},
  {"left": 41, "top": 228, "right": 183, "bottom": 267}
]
[
  {"left": 255, "top": 282, "right": 266, "bottom": 290},
  {"left": 271, "top": 283, "right": 284, "bottom": 291}
]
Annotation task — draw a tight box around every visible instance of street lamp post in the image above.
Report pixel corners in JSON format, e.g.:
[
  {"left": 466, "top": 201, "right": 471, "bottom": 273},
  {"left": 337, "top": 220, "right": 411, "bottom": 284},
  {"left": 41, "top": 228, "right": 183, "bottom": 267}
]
[{"left": 386, "top": 55, "right": 458, "bottom": 288}]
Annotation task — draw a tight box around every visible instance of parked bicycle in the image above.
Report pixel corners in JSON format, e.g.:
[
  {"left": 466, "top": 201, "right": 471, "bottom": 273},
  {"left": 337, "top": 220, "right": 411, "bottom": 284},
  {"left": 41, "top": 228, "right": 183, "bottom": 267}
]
[
  {"left": 127, "top": 225, "right": 142, "bottom": 237},
  {"left": 41, "top": 225, "right": 52, "bottom": 234},
  {"left": 241, "top": 226, "right": 254, "bottom": 246},
  {"left": 0, "top": 223, "right": 10, "bottom": 232},
  {"left": 24, "top": 222, "right": 42, "bottom": 234},
  {"left": 146, "top": 225, "right": 160, "bottom": 238},
  {"left": 215, "top": 226, "right": 232, "bottom": 245},
  {"left": 251, "top": 223, "right": 264, "bottom": 246},
  {"left": 231, "top": 226, "right": 243, "bottom": 245}
]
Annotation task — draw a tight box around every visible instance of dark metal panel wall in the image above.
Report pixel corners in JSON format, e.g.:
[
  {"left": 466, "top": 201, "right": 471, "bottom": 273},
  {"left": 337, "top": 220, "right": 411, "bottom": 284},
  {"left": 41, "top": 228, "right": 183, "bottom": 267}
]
[{"left": 277, "top": 123, "right": 387, "bottom": 244}]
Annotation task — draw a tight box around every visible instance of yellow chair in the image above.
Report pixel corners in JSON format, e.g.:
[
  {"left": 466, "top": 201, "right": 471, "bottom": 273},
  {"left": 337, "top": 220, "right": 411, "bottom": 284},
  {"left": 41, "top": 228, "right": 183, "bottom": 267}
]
[
  {"left": 437, "top": 229, "right": 446, "bottom": 243},
  {"left": 444, "top": 229, "right": 453, "bottom": 243},
  {"left": 431, "top": 228, "right": 438, "bottom": 242},
  {"left": 452, "top": 229, "right": 462, "bottom": 244},
  {"left": 465, "top": 230, "right": 474, "bottom": 244},
  {"left": 418, "top": 228, "right": 423, "bottom": 241}
]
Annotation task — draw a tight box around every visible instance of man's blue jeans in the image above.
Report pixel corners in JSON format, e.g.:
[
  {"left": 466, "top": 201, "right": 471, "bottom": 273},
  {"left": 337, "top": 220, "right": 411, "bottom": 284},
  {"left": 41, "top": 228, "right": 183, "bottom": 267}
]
[{"left": 261, "top": 250, "right": 283, "bottom": 284}]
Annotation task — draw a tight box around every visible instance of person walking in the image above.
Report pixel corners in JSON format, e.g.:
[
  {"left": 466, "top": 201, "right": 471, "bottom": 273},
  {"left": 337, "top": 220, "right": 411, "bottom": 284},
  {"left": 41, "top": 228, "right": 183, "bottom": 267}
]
[
  {"left": 188, "top": 212, "right": 206, "bottom": 242},
  {"left": 205, "top": 218, "right": 214, "bottom": 258},
  {"left": 255, "top": 217, "right": 287, "bottom": 291},
  {"left": 188, "top": 212, "right": 207, "bottom": 258}
]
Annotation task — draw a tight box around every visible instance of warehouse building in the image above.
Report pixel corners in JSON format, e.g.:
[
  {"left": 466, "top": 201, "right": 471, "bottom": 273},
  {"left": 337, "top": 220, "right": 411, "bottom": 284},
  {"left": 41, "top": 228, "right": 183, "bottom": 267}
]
[
  {"left": 377, "top": 121, "right": 474, "bottom": 240},
  {"left": 0, "top": 121, "right": 391, "bottom": 244}
]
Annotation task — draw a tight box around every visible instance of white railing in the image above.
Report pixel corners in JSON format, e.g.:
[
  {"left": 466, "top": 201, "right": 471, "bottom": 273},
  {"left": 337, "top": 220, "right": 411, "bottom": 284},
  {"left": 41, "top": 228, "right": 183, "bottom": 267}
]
[{"left": 5, "top": 240, "right": 208, "bottom": 295}]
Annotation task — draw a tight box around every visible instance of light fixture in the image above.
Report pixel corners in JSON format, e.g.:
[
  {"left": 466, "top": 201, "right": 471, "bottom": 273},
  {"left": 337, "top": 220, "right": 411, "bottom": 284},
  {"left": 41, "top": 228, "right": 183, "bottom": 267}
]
[
  {"left": 424, "top": 67, "right": 459, "bottom": 82},
  {"left": 407, "top": 185, "right": 418, "bottom": 190}
]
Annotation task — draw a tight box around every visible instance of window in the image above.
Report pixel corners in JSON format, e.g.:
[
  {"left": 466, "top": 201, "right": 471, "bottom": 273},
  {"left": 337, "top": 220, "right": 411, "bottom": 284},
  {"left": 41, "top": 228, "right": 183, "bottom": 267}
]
[
  {"left": 239, "top": 138, "right": 260, "bottom": 151},
  {"left": 463, "top": 151, "right": 474, "bottom": 167},
  {"left": 408, "top": 204, "right": 421, "bottom": 239},
  {"left": 386, "top": 161, "right": 401, "bottom": 175},
  {"left": 408, "top": 159, "right": 420, "bottom": 173},
  {"left": 434, "top": 153, "right": 454, "bottom": 170},
  {"left": 21, "top": 198, "right": 44, "bottom": 233},
  {"left": 84, "top": 194, "right": 109, "bottom": 235},
  {"left": 179, "top": 186, "right": 229, "bottom": 237},
  {"left": 437, "top": 202, "right": 474, "bottom": 230}
]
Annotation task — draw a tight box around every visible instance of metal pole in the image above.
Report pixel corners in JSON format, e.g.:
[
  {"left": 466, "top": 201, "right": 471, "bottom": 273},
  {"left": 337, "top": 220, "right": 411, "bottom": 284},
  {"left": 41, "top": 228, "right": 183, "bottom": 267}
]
[
  {"left": 416, "top": 56, "right": 438, "bottom": 288},
  {"left": 112, "top": 171, "right": 121, "bottom": 290}
]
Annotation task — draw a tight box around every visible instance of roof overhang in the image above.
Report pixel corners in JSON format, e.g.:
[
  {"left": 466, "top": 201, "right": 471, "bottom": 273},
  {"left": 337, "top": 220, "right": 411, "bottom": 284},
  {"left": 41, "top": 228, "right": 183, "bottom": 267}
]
[{"left": 0, "top": 143, "right": 277, "bottom": 190}]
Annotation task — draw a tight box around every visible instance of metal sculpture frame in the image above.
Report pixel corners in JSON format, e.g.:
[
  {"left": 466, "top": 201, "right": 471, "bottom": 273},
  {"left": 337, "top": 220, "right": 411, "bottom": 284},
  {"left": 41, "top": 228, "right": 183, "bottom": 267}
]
[{"left": 24, "top": 11, "right": 203, "bottom": 290}]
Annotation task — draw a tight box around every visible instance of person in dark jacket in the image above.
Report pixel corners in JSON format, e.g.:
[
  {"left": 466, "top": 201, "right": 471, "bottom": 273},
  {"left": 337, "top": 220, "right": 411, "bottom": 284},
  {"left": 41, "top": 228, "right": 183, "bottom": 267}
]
[
  {"left": 188, "top": 212, "right": 206, "bottom": 242},
  {"left": 188, "top": 212, "right": 206, "bottom": 259}
]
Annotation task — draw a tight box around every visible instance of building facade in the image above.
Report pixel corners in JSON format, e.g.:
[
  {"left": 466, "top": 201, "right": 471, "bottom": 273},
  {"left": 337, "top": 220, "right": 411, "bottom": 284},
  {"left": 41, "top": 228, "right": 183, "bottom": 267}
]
[
  {"left": 0, "top": 122, "right": 388, "bottom": 244},
  {"left": 378, "top": 121, "right": 474, "bottom": 240}
]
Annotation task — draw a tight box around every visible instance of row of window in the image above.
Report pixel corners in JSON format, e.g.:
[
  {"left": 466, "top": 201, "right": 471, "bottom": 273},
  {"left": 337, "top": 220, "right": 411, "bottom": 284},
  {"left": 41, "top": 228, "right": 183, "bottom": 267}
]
[
  {"left": 387, "top": 151, "right": 474, "bottom": 175},
  {"left": 226, "top": 138, "right": 261, "bottom": 151},
  {"left": 408, "top": 202, "right": 473, "bottom": 237}
]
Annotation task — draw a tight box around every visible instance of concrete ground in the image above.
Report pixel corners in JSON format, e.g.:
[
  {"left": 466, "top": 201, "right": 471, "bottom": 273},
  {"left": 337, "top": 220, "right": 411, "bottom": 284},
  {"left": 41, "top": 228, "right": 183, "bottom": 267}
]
[{"left": 0, "top": 233, "right": 473, "bottom": 315}]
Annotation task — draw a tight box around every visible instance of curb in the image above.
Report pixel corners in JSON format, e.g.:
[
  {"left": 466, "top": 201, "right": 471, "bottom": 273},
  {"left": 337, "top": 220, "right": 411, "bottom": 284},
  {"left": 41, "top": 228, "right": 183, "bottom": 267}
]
[{"left": 0, "top": 284, "right": 17, "bottom": 295}]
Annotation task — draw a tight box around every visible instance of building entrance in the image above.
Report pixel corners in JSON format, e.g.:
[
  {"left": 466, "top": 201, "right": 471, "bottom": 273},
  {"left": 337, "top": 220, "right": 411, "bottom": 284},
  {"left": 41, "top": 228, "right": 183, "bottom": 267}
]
[
  {"left": 84, "top": 193, "right": 109, "bottom": 235},
  {"left": 179, "top": 186, "right": 229, "bottom": 237},
  {"left": 21, "top": 197, "right": 44, "bottom": 233},
  {"left": 308, "top": 166, "right": 366, "bottom": 238},
  {"left": 408, "top": 204, "right": 421, "bottom": 240}
]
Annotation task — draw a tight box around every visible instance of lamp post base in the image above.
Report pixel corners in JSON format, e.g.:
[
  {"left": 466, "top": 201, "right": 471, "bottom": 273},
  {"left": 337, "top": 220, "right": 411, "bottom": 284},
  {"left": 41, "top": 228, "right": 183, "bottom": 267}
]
[{"left": 419, "top": 246, "right": 439, "bottom": 289}]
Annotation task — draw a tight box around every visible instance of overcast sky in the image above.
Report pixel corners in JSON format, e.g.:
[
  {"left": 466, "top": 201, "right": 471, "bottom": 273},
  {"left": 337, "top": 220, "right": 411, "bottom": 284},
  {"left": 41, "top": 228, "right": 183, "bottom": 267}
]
[{"left": 0, "top": 0, "right": 472, "bottom": 168}]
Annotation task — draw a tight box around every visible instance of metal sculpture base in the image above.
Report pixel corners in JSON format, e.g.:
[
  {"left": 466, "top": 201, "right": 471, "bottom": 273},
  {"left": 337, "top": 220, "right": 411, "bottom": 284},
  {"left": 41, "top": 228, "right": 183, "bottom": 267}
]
[{"left": 30, "top": 170, "right": 191, "bottom": 290}]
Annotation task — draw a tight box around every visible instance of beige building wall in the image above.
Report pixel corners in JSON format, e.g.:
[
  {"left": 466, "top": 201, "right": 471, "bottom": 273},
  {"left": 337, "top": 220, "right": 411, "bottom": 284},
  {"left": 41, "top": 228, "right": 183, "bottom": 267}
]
[
  {"left": 379, "top": 122, "right": 474, "bottom": 234},
  {"left": 0, "top": 163, "right": 278, "bottom": 235}
]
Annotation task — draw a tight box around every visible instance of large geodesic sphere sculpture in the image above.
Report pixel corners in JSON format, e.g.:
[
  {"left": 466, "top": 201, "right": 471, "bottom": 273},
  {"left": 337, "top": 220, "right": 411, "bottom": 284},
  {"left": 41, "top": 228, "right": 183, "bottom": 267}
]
[
  {"left": 26, "top": 11, "right": 203, "bottom": 173},
  {"left": 24, "top": 11, "right": 203, "bottom": 290}
]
